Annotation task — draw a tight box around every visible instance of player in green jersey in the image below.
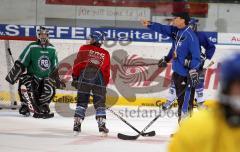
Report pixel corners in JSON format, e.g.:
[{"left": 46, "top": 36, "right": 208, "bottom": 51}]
[{"left": 6, "top": 26, "right": 64, "bottom": 118}]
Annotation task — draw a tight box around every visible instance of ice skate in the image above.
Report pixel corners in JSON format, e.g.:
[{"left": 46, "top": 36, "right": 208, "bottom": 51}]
[
  {"left": 97, "top": 117, "right": 109, "bottom": 137},
  {"left": 19, "top": 103, "right": 30, "bottom": 117},
  {"left": 73, "top": 117, "right": 82, "bottom": 136}
]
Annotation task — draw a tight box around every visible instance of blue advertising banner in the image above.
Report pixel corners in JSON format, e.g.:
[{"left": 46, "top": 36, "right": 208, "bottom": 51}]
[{"left": 0, "top": 24, "right": 217, "bottom": 43}]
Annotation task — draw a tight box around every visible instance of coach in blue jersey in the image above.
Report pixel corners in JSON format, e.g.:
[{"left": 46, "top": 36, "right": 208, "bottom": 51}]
[
  {"left": 162, "top": 18, "right": 216, "bottom": 112},
  {"left": 141, "top": 12, "right": 201, "bottom": 123}
]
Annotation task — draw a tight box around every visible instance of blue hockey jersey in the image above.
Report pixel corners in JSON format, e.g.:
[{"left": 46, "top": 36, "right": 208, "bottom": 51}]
[
  {"left": 148, "top": 22, "right": 201, "bottom": 76},
  {"left": 166, "top": 32, "right": 215, "bottom": 64},
  {"left": 196, "top": 32, "right": 216, "bottom": 60}
]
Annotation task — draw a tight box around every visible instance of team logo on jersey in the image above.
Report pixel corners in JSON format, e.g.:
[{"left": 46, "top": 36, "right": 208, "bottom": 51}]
[{"left": 38, "top": 56, "right": 51, "bottom": 71}]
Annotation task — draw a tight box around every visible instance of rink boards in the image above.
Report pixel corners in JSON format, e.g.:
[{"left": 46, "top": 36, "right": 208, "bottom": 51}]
[{"left": 0, "top": 39, "right": 240, "bottom": 106}]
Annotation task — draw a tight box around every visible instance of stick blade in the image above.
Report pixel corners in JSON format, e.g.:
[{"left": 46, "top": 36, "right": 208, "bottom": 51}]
[
  {"left": 142, "top": 131, "right": 156, "bottom": 137},
  {"left": 33, "top": 113, "right": 54, "bottom": 119},
  {"left": 117, "top": 131, "right": 156, "bottom": 140},
  {"left": 117, "top": 133, "right": 139, "bottom": 140}
]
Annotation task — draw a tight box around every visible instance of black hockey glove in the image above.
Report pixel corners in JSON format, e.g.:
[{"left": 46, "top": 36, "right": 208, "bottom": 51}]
[
  {"left": 71, "top": 75, "right": 78, "bottom": 89},
  {"left": 55, "top": 79, "right": 66, "bottom": 89},
  {"left": 5, "top": 60, "right": 25, "bottom": 85},
  {"left": 188, "top": 69, "right": 199, "bottom": 87},
  {"left": 158, "top": 56, "right": 169, "bottom": 68},
  {"left": 49, "top": 68, "right": 66, "bottom": 89}
]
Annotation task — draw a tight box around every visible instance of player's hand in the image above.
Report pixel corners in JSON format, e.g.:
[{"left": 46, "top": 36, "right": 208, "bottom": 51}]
[
  {"left": 55, "top": 79, "right": 66, "bottom": 89},
  {"left": 59, "top": 81, "right": 66, "bottom": 89},
  {"left": 188, "top": 69, "right": 199, "bottom": 87},
  {"left": 141, "top": 19, "right": 151, "bottom": 27},
  {"left": 71, "top": 76, "right": 78, "bottom": 89}
]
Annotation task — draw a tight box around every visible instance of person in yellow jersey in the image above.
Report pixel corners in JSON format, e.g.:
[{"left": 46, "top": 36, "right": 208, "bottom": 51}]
[{"left": 168, "top": 53, "right": 240, "bottom": 152}]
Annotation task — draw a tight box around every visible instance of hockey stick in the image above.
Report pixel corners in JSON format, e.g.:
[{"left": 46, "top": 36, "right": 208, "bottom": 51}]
[
  {"left": 85, "top": 91, "right": 155, "bottom": 137},
  {"left": 203, "top": 60, "right": 214, "bottom": 72},
  {"left": 182, "top": 60, "right": 215, "bottom": 113},
  {"left": 123, "top": 63, "right": 159, "bottom": 67},
  {"left": 7, "top": 48, "right": 15, "bottom": 64},
  {"left": 117, "top": 112, "right": 162, "bottom": 140},
  {"left": 117, "top": 86, "right": 188, "bottom": 140},
  {"left": 163, "top": 60, "right": 215, "bottom": 111},
  {"left": 112, "top": 55, "right": 162, "bottom": 67},
  {"left": 107, "top": 107, "right": 156, "bottom": 137},
  {"left": 73, "top": 83, "right": 155, "bottom": 136}
]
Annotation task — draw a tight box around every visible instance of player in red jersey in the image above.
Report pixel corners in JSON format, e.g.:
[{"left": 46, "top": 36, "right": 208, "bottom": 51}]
[{"left": 72, "top": 32, "right": 110, "bottom": 136}]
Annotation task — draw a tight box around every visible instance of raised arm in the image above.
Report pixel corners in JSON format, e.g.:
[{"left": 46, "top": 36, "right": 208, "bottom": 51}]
[{"left": 141, "top": 19, "right": 175, "bottom": 37}]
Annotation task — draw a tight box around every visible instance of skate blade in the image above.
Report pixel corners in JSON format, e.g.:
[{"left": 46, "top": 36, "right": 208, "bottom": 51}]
[
  {"left": 73, "top": 131, "right": 80, "bottom": 136},
  {"left": 99, "top": 132, "right": 108, "bottom": 137},
  {"left": 24, "top": 112, "right": 31, "bottom": 117}
]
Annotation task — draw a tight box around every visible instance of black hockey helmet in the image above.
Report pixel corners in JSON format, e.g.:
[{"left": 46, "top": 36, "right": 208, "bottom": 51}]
[{"left": 37, "top": 26, "right": 49, "bottom": 46}]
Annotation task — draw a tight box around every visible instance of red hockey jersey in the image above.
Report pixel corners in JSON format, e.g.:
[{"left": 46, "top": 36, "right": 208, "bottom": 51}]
[{"left": 72, "top": 44, "right": 110, "bottom": 85}]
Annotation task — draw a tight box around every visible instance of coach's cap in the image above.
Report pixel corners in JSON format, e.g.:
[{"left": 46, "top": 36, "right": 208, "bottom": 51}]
[{"left": 172, "top": 12, "right": 190, "bottom": 25}]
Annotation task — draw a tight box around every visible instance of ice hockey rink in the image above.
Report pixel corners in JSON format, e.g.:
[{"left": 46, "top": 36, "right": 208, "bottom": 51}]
[
  {"left": 0, "top": 105, "right": 177, "bottom": 152},
  {"left": 2, "top": 0, "right": 240, "bottom": 152}
]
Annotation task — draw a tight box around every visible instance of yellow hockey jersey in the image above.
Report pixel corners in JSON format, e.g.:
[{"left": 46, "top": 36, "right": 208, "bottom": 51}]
[{"left": 168, "top": 104, "right": 240, "bottom": 152}]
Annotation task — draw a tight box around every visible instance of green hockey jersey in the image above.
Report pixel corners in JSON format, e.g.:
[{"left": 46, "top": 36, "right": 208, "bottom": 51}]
[{"left": 18, "top": 41, "right": 58, "bottom": 79}]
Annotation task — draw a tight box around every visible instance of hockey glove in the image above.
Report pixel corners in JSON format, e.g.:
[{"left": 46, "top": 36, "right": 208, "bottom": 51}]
[
  {"left": 49, "top": 68, "right": 66, "bottom": 89},
  {"left": 6, "top": 60, "right": 25, "bottom": 85},
  {"left": 158, "top": 56, "right": 168, "bottom": 68},
  {"left": 56, "top": 79, "right": 66, "bottom": 89},
  {"left": 188, "top": 69, "right": 199, "bottom": 87},
  {"left": 52, "top": 75, "right": 66, "bottom": 89}
]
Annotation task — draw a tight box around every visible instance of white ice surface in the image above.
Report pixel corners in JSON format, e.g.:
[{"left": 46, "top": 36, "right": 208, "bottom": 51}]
[{"left": 0, "top": 106, "right": 178, "bottom": 152}]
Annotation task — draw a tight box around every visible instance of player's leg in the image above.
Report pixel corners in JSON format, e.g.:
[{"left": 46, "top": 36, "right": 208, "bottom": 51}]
[
  {"left": 73, "top": 73, "right": 91, "bottom": 134},
  {"left": 18, "top": 77, "right": 30, "bottom": 117},
  {"left": 92, "top": 72, "right": 109, "bottom": 136},
  {"left": 6, "top": 61, "right": 29, "bottom": 116},
  {"left": 18, "top": 74, "right": 42, "bottom": 115},
  {"left": 37, "top": 78, "right": 56, "bottom": 115},
  {"left": 172, "top": 72, "right": 188, "bottom": 124},
  {"left": 162, "top": 78, "right": 177, "bottom": 110},
  {"left": 188, "top": 87, "right": 195, "bottom": 115}
]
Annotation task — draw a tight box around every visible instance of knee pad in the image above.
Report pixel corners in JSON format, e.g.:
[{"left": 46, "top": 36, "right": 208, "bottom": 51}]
[
  {"left": 196, "top": 80, "right": 204, "bottom": 89},
  {"left": 75, "top": 106, "right": 86, "bottom": 119},
  {"left": 170, "top": 79, "right": 175, "bottom": 88},
  {"left": 167, "top": 86, "right": 176, "bottom": 102},
  {"left": 18, "top": 74, "right": 38, "bottom": 102},
  {"left": 198, "top": 72, "right": 205, "bottom": 84},
  {"left": 39, "top": 78, "right": 56, "bottom": 105},
  {"left": 169, "top": 87, "right": 176, "bottom": 95},
  {"left": 19, "top": 74, "right": 35, "bottom": 90},
  {"left": 195, "top": 88, "right": 204, "bottom": 103}
]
